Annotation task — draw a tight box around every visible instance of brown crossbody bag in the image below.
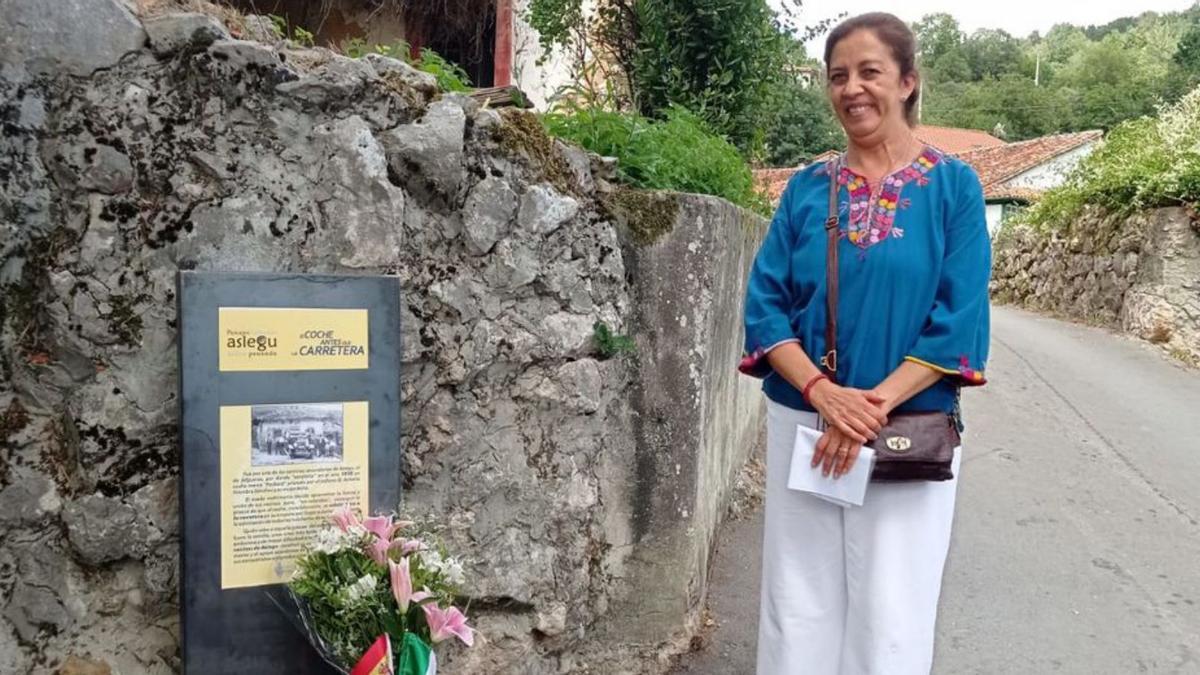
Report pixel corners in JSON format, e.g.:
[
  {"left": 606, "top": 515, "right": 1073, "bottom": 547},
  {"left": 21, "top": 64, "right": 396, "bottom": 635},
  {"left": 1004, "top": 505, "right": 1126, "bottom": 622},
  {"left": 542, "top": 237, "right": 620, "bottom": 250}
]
[{"left": 821, "top": 164, "right": 959, "bottom": 482}]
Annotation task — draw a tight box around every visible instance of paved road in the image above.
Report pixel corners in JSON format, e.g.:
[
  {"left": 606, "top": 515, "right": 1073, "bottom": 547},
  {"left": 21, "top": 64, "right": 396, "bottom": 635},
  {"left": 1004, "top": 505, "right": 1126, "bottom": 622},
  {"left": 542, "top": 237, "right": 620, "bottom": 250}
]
[{"left": 671, "top": 306, "right": 1200, "bottom": 674}]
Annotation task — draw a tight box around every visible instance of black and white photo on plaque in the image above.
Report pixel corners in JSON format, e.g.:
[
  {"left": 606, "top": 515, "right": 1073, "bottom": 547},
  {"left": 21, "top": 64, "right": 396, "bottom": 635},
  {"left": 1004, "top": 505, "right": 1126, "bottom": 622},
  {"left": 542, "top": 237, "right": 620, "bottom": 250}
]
[{"left": 250, "top": 402, "right": 345, "bottom": 466}]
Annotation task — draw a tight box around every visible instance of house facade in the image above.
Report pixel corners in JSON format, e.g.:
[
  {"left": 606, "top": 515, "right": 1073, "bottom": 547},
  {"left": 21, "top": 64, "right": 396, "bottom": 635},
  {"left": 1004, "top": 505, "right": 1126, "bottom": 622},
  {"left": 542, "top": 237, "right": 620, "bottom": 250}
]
[{"left": 959, "top": 130, "right": 1103, "bottom": 236}]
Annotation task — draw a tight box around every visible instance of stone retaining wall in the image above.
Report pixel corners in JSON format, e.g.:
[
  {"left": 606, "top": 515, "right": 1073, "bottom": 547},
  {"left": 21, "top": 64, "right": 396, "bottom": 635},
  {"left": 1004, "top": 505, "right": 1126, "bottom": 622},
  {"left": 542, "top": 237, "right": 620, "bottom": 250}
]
[{"left": 992, "top": 207, "right": 1200, "bottom": 365}]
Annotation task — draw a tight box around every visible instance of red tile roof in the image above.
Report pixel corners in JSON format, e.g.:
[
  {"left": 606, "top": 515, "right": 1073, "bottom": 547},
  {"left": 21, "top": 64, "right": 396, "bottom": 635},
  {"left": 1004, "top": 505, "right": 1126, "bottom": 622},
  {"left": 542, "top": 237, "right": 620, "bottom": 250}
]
[
  {"left": 753, "top": 152, "right": 839, "bottom": 203},
  {"left": 753, "top": 168, "right": 799, "bottom": 203},
  {"left": 958, "top": 130, "right": 1103, "bottom": 201},
  {"left": 914, "top": 125, "right": 1005, "bottom": 155}
]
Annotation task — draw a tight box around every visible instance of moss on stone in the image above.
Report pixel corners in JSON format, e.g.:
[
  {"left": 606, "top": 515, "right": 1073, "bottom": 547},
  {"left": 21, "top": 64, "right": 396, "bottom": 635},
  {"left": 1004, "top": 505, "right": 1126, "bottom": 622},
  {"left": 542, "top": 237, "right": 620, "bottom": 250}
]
[
  {"left": 107, "top": 293, "right": 150, "bottom": 347},
  {"left": 0, "top": 398, "right": 29, "bottom": 442},
  {"left": 378, "top": 69, "right": 434, "bottom": 112},
  {"left": 0, "top": 398, "right": 27, "bottom": 483},
  {"left": 495, "top": 109, "right": 576, "bottom": 195},
  {"left": 603, "top": 187, "right": 680, "bottom": 246},
  {"left": 1, "top": 227, "right": 77, "bottom": 354}
]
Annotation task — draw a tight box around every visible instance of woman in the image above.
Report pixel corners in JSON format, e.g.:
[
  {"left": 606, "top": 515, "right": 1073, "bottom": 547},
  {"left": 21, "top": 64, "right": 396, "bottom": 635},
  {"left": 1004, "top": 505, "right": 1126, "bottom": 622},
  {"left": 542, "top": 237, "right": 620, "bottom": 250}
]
[{"left": 740, "top": 12, "right": 990, "bottom": 675}]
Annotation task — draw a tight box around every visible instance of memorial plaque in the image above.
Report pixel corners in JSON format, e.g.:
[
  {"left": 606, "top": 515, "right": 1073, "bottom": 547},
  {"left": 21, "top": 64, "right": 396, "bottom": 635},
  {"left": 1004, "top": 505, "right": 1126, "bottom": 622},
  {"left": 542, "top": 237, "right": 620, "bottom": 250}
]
[{"left": 178, "top": 272, "right": 402, "bottom": 673}]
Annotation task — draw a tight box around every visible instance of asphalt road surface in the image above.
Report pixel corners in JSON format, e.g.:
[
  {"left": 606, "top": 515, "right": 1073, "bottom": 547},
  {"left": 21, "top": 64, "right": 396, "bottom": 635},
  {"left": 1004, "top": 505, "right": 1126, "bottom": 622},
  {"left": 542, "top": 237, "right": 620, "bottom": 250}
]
[{"left": 671, "top": 306, "right": 1200, "bottom": 674}]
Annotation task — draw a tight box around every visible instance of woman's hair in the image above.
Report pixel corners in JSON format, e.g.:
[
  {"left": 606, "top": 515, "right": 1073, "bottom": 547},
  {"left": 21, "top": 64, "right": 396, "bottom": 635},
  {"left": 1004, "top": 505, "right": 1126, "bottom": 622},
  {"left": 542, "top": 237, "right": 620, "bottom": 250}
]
[{"left": 823, "top": 12, "right": 921, "bottom": 127}]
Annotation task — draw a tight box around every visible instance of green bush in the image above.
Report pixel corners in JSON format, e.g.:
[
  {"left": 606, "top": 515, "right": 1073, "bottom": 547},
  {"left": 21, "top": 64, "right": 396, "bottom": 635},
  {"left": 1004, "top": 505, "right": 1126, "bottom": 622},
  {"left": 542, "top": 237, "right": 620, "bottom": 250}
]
[
  {"left": 543, "top": 104, "right": 769, "bottom": 215},
  {"left": 1024, "top": 86, "right": 1200, "bottom": 230}
]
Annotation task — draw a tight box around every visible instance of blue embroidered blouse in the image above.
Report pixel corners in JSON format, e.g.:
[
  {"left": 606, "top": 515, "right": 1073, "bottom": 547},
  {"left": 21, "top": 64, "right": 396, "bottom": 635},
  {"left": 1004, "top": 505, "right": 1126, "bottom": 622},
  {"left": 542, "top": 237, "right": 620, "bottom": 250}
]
[{"left": 741, "top": 147, "right": 991, "bottom": 415}]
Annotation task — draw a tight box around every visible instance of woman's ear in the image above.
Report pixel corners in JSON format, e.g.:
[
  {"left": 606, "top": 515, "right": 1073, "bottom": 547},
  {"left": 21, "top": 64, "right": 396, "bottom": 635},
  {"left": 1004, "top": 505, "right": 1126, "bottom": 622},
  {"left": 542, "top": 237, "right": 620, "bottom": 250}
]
[{"left": 901, "top": 72, "right": 918, "bottom": 102}]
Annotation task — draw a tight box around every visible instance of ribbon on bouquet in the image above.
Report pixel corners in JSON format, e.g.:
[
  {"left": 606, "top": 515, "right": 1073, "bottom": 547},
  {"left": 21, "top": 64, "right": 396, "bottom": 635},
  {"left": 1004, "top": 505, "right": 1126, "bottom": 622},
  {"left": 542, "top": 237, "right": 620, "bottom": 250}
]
[{"left": 351, "top": 634, "right": 437, "bottom": 675}]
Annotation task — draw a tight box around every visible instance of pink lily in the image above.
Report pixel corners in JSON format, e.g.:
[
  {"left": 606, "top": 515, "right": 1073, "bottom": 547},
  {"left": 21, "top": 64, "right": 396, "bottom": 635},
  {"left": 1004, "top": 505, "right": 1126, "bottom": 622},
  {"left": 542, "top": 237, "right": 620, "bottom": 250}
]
[
  {"left": 362, "top": 515, "right": 395, "bottom": 541},
  {"left": 367, "top": 537, "right": 393, "bottom": 565},
  {"left": 330, "top": 504, "right": 360, "bottom": 533},
  {"left": 369, "top": 538, "right": 419, "bottom": 565},
  {"left": 421, "top": 603, "right": 474, "bottom": 647},
  {"left": 395, "top": 538, "right": 427, "bottom": 556},
  {"left": 388, "top": 558, "right": 432, "bottom": 613}
]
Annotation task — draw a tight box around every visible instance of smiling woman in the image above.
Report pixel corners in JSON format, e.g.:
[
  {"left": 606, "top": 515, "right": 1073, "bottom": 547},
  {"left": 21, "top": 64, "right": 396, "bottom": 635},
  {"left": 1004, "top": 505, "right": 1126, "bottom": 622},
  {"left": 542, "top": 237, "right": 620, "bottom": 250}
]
[
  {"left": 824, "top": 14, "right": 920, "bottom": 135},
  {"left": 741, "top": 12, "right": 992, "bottom": 675}
]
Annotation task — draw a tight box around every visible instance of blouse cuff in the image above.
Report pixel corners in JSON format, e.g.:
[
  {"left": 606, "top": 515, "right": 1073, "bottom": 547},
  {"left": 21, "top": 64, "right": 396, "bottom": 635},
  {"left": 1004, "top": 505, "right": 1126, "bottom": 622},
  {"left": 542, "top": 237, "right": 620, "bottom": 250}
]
[
  {"left": 739, "top": 338, "right": 800, "bottom": 378},
  {"left": 905, "top": 355, "right": 987, "bottom": 387}
]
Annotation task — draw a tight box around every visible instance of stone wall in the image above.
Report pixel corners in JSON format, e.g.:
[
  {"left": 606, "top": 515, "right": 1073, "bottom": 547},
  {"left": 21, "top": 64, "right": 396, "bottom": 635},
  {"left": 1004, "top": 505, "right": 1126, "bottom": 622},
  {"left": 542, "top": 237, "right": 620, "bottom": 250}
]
[
  {"left": 0, "top": 2, "right": 768, "bottom": 673},
  {"left": 992, "top": 207, "right": 1200, "bottom": 365},
  {"left": 603, "top": 193, "right": 767, "bottom": 648}
]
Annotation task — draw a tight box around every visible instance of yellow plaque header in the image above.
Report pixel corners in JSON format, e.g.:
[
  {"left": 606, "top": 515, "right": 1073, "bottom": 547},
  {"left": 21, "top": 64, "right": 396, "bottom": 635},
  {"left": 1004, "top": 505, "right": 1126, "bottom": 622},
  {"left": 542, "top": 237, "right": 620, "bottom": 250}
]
[{"left": 218, "top": 307, "right": 369, "bottom": 372}]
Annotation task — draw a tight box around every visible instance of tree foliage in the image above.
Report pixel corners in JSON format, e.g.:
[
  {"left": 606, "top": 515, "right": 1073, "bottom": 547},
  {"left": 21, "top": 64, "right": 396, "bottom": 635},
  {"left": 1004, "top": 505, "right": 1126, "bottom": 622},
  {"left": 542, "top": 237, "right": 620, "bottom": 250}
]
[
  {"left": 917, "top": 9, "right": 1200, "bottom": 139},
  {"left": 529, "top": 1, "right": 1200, "bottom": 176},
  {"left": 527, "top": 0, "right": 835, "bottom": 153},
  {"left": 761, "top": 76, "right": 844, "bottom": 167}
]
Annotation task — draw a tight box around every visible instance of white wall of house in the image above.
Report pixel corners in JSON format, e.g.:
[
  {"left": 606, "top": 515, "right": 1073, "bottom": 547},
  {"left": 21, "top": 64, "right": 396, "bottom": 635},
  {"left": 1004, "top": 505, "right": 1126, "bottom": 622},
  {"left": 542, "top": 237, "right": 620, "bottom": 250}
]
[
  {"left": 1005, "top": 141, "right": 1098, "bottom": 190},
  {"left": 512, "top": 0, "right": 592, "bottom": 109},
  {"left": 985, "top": 203, "right": 1004, "bottom": 238}
]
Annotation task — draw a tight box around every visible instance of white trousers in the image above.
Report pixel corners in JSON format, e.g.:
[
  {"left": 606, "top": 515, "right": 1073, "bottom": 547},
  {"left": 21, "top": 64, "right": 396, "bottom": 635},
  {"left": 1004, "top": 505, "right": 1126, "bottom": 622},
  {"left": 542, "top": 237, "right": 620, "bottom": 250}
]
[{"left": 756, "top": 400, "right": 962, "bottom": 675}]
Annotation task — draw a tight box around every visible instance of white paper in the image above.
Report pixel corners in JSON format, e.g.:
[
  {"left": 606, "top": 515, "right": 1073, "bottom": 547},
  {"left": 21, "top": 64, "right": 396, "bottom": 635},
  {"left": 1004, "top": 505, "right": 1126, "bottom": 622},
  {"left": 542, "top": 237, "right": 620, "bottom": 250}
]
[{"left": 787, "top": 424, "right": 875, "bottom": 508}]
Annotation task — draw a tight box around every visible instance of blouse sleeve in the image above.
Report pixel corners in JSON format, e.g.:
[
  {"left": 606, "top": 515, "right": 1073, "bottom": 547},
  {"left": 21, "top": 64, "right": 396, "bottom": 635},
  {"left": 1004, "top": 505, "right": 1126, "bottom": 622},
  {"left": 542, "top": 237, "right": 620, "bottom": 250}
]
[
  {"left": 904, "top": 165, "right": 991, "bottom": 386},
  {"left": 740, "top": 180, "right": 801, "bottom": 378}
]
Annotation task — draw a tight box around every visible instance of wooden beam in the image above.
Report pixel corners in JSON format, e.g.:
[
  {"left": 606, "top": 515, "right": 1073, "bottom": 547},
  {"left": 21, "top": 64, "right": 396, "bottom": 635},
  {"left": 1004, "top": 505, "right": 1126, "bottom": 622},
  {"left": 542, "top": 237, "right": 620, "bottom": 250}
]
[{"left": 494, "top": 0, "right": 513, "bottom": 87}]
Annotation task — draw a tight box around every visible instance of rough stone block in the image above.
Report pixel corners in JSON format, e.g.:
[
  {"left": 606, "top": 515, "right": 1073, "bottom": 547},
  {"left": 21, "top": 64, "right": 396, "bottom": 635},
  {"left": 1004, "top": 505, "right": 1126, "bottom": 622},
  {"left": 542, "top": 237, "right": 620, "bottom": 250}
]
[
  {"left": 275, "top": 54, "right": 376, "bottom": 107},
  {"left": 383, "top": 99, "right": 467, "bottom": 196},
  {"left": 144, "top": 12, "right": 229, "bottom": 56},
  {"left": 518, "top": 184, "right": 579, "bottom": 235},
  {"left": 462, "top": 176, "right": 517, "bottom": 255},
  {"left": 0, "top": 475, "right": 61, "bottom": 527},
  {"left": 0, "top": 0, "right": 146, "bottom": 77},
  {"left": 63, "top": 494, "right": 146, "bottom": 564},
  {"left": 363, "top": 53, "right": 438, "bottom": 94}
]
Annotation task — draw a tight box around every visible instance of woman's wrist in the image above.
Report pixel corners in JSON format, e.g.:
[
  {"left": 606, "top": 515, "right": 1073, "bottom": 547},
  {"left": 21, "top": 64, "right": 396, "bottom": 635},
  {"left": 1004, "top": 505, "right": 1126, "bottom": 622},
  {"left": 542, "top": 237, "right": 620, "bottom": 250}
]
[
  {"left": 803, "top": 375, "right": 832, "bottom": 406},
  {"left": 871, "top": 387, "right": 898, "bottom": 414}
]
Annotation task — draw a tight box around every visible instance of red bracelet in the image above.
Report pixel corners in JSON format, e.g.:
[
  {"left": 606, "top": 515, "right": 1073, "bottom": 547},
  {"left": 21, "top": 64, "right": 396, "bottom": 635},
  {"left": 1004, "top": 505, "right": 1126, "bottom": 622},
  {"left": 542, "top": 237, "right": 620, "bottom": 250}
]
[{"left": 801, "top": 374, "right": 829, "bottom": 403}]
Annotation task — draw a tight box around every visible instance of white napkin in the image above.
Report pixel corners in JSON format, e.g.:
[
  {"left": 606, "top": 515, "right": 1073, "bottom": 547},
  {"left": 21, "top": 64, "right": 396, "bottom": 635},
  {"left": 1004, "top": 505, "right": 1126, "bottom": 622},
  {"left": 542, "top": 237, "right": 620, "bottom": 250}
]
[{"left": 787, "top": 423, "right": 875, "bottom": 508}]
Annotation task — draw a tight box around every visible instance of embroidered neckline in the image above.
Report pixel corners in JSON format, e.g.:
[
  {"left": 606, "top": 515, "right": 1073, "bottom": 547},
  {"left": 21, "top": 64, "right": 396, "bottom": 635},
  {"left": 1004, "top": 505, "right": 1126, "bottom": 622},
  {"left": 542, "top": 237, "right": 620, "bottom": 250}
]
[{"left": 830, "top": 147, "right": 943, "bottom": 251}]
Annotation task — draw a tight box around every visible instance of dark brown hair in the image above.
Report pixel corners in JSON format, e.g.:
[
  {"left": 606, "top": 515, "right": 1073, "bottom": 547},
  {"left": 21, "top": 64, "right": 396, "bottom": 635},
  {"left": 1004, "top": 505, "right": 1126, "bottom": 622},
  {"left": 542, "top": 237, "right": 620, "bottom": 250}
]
[{"left": 823, "top": 12, "right": 921, "bottom": 127}]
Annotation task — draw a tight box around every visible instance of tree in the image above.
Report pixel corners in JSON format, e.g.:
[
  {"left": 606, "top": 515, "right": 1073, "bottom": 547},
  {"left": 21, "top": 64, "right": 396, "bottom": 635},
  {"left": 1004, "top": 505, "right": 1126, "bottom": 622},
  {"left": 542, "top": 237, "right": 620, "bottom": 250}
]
[
  {"left": 528, "top": 0, "right": 829, "bottom": 153},
  {"left": 1165, "top": 20, "right": 1200, "bottom": 100},
  {"left": 629, "top": 0, "right": 790, "bottom": 150},
  {"left": 1041, "top": 24, "right": 1090, "bottom": 70},
  {"left": 962, "top": 29, "right": 1022, "bottom": 81},
  {"left": 762, "top": 82, "right": 844, "bottom": 166},
  {"left": 913, "top": 13, "right": 969, "bottom": 83},
  {"left": 1060, "top": 34, "right": 1161, "bottom": 130}
]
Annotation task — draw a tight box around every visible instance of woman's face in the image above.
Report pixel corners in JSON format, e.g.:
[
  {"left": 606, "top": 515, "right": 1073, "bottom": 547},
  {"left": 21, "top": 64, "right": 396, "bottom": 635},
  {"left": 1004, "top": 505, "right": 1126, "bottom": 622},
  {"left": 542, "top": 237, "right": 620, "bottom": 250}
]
[{"left": 827, "top": 29, "right": 916, "bottom": 142}]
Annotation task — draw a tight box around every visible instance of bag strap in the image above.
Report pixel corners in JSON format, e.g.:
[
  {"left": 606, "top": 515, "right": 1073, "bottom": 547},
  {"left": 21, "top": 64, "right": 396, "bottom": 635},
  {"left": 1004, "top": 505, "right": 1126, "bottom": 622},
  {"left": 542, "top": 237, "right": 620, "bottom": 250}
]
[{"left": 821, "top": 159, "right": 840, "bottom": 380}]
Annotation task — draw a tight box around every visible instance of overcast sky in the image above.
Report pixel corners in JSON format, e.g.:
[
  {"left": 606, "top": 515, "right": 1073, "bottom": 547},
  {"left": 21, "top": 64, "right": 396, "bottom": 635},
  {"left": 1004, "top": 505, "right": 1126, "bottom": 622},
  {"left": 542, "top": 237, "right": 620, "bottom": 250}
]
[{"left": 785, "top": 0, "right": 1199, "bottom": 59}]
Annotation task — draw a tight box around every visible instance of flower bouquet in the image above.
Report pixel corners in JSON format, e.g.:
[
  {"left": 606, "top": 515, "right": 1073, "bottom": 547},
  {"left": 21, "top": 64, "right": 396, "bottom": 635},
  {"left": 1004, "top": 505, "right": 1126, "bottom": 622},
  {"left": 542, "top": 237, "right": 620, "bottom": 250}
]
[{"left": 272, "top": 504, "right": 474, "bottom": 675}]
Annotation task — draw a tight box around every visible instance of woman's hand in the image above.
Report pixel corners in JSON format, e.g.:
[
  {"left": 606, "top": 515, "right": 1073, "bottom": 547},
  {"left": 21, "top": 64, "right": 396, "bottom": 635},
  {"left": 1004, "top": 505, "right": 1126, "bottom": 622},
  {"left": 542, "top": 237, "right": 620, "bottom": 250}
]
[
  {"left": 807, "top": 381, "right": 888, "bottom": 443},
  {"left": 812, "top": 426, "right": 864, "bottom": 479}
]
